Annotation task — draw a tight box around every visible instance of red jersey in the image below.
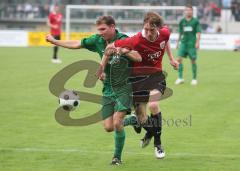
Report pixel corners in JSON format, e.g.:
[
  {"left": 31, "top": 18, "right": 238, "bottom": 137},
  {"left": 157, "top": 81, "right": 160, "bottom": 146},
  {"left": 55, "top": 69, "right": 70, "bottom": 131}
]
[
  {"left": 114, "top": 26, "right": 170, "bottom": 75},
  {"left": 48, "top": 12, "right": 62, "bottom": 36}
]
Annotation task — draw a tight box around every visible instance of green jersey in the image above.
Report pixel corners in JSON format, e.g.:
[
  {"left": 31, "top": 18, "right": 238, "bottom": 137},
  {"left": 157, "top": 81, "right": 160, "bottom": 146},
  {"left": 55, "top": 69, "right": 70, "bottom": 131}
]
[
  {"left": 179, "top": 17, "right": 201, "bottom": 47},
  {"left": 81, "top": 30, "right": 132, "bottom": 97}
]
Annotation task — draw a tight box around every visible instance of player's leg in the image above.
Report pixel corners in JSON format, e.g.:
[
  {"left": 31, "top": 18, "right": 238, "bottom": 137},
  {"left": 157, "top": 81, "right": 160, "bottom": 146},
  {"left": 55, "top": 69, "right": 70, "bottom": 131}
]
[
  {"left": 111, "top": 111, "right": 126, "bottom": 165},
  {"left": 189, "top": 48, "right": 198, "bottom": 85},
  {"left": 111, "top": 92, "right": 131, "bottom": 165},
  {"left": 102, "top": 96, "right": 114, "bottom": 132},
  {"left": 52, "top": 35, "right": 62, "bottom": 63},
  {"left": 175, "top": 44, "right": 187, "bottom": 84},
  {"left": 148, "top": 89, "right": 165, "bottom": 158}
]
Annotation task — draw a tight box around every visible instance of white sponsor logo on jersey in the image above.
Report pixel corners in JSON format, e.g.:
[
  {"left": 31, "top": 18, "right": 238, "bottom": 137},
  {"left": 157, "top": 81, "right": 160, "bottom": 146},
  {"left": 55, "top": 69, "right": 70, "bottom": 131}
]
[
  {"left": 183, "top": 26, "right": 193, "bottom": 32},
  {"left": 160, "top": 41, "right": 166, "bottom": 49}
]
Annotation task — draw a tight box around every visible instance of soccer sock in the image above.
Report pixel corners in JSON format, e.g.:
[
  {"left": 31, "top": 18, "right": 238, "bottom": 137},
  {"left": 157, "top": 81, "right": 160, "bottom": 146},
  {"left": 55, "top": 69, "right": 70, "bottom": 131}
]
[
  {"left": 53, "top": 46, "right": 58, "bottom": 59},
  {"left": 192, "top": 63, "right": 197, "bottom": 79},
  {"left": 142, "top": 116, "right": 154, "bottom": 138},
  {"left": 123, "top": 115, "right": 137, "bottom": 126},
  {"left": 178, "top": 63, "right": 183, "bottom": 79},
  {"left": 151, "top": 112, "right": 162, "bottom": 146},
  {"left": 114, "top": 129, "right": 125, "bottom": 160}
]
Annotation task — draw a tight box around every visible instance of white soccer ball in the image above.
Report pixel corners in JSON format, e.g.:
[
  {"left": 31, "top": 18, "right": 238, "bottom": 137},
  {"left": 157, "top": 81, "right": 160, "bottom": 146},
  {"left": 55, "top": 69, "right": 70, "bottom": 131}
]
[{"left": 59, "top": 90, "right": 80, "bottom": 111}]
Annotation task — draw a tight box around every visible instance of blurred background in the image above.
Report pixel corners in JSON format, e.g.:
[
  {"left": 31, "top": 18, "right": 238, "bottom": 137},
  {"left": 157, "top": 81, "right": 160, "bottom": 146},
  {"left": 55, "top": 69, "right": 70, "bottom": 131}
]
[{"left": 0, "top": 0, "right": 239, "bottom": 33}]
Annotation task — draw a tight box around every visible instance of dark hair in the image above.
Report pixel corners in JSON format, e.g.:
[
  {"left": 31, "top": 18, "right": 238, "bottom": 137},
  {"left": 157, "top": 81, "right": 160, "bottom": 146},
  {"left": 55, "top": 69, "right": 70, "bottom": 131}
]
[
  {"left": 96, "top": 16, "right": 115, "bottom": 26},
  {"left": 185, "top": 4, "right": 193, "bottom": 9},
  {"left": 143, "top": 11, "right": 163, "bottom": 27}
]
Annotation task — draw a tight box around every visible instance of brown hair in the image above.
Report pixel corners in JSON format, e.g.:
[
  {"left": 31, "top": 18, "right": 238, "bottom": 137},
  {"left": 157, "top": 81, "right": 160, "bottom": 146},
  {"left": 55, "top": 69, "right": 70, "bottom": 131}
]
[
  {"left": 143, "top": 11, "right": 163, "bottom": 28},
  {"left": 96, "top": 16, "right": 115, "bottom": 26},
  {"left": 185, "top": 4, "right": 193, "bottom": 9}
]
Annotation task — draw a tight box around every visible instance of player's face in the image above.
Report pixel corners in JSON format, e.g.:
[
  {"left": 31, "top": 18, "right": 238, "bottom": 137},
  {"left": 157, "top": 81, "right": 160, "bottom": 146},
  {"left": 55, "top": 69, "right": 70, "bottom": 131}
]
[
  {"left": 143, "top": 22, "right": 158, "bottom": 42},
  {"left": 185, "top": 7, "right": 193, "bottom": 18},
  {"left": 97, "top": 24, "right": 115, "bottom": 41},
  {"left": 54, "top": 6, "right": 59, "bottom": 13}
]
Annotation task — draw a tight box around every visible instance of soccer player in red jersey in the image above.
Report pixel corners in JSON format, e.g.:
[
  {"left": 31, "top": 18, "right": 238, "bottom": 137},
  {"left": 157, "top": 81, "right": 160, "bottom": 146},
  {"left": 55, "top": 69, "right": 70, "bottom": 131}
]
[
  {"left": 47, "top": 4, "right": 62, "bottom": 64},
  {"left": 96, "top": 12, "right": 178, "bottom": 159}
]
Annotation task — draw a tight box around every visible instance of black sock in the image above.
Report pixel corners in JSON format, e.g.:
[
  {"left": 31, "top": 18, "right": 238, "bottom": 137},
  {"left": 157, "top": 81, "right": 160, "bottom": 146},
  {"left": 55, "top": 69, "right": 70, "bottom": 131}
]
[
  {"left": 151, "top": 112, "right": 162, "bottom": 146},
  {"left": 142, "top": 116, "right": 154, "bottom": 138},
  {"left": 53, "top": 46, "right": 58, "bottom": 59}
]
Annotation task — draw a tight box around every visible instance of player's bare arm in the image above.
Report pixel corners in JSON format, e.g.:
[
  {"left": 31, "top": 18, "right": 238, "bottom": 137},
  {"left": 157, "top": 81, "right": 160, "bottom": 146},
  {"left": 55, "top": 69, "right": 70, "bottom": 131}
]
[
  {"left": 176, "top": 33, "right": 182, "bottom": 49},
  {"left": 195, "top": 32, "right": 201, "bottom": 49},
  {"left": 166, "top": 41, "right": 179, "bottom": 70},
  {"left": 46, "top": 34, "right": 81, "bottom": 49},
  {"left": 95, "top": 43, "right": 142, "bottom": 79}
]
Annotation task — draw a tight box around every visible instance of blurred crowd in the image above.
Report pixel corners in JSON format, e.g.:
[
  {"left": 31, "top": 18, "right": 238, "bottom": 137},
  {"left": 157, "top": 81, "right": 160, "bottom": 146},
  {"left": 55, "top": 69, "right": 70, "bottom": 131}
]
[
  {"left": 231, "top": 0, "right": 240, "bottom": 21},
  {"left": 0, "top": 0, "right": 240, "bottom": 23}
]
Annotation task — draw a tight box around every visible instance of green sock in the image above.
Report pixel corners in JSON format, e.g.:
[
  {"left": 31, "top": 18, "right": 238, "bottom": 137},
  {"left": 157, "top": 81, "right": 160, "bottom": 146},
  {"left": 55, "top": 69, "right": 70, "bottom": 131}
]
[
  {"left": 123, "top": 115, "right": 137, "bottom": 126},
  {"left": 192, "top": 63, "right": 197, "bottom": 79},
  {"left": 178, "top": 63, "right": 183, "bottom": 79},
  {"left": 114, "top": 129, "right": 125, "bottom": 160}
]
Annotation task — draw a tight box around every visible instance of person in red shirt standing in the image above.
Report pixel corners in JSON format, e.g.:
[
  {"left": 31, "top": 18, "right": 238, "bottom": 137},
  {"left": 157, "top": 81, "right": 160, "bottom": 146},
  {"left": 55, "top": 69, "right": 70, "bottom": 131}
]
[
  {"left": 47, "top": 4, "right": 62, "bottom": 64},
  {"left": 96, "top": 12, "right": 179, "bottom": 159}
]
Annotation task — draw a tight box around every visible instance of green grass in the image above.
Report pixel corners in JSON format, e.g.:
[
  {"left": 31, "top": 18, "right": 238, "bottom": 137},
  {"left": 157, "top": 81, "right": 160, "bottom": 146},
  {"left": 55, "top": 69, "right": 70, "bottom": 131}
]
[{"left": 0, "top": 47, "right": 239, "bottom": 171}]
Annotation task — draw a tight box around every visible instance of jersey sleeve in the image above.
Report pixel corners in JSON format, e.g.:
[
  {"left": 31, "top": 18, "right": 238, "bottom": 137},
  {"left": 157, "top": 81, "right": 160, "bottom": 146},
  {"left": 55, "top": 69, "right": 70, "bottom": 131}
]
[
  {"left": 161, "top": 26, "right": 171, "bottom": 41},
  {"left": 114, "top": 35, "right": 138, "bottom": 50},
  {"left": 80, "top": 35, "right": 97, "bottom": 52},
  {"left": 196, "top": 20, "right": 202, "bottom": 33}
]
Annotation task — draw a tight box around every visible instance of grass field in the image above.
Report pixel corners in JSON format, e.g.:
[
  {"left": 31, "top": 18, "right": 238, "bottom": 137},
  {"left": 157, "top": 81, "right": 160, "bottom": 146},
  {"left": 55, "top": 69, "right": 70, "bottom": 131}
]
[{"left": 0, "top": 47, "right": 239, "bottom": 171}]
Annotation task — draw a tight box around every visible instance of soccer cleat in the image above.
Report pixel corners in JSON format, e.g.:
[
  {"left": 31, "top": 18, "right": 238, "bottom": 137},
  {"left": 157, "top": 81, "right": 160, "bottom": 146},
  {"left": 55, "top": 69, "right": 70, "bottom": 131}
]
[
  {"left": 133, "top": 125, "right": 142, "bottom": 134},
  {"left": 140, "top": 134, "right": 152, "bottom": 148},
  {"left": 154, "top": 145, "right": 165, "bottom": 159},
  {"left": 110, "top": 157, "right": 122, "bottom": 165},
  {"left": 175, "top": 78, "right": 184, "bottom": 85},
  {"left": 52, "top": 58, "right": 62, "bottom": 64},
  {"left": 191, "top": 79, "right": 197, "bottom": 85}
]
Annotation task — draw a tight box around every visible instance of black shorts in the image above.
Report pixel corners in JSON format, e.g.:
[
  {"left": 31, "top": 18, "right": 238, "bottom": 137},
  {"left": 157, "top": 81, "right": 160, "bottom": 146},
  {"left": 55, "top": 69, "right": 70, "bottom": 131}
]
[
  {"left": 53, "top": 35, "right": 61, "bottom": 40},
  {"left": 129, "top": 71, "right": 166, "bottom": 103}
]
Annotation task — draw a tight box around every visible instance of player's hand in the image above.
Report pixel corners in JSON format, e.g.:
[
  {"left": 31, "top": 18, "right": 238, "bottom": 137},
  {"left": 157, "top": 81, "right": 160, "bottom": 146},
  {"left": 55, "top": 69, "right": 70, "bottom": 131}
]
[
  {"left": 170, "top": 59, "right": 179, "bottom": 70},
  {"left": 116, "top": 47, "right": 130, "bottom": 56},
  {"left": 104, "top": 47, "right": 117, "bottom": 56},
  {"left": 98, "top": 73, "right": 106, "bottom": 81},
  {"left": 95, "top": 64, "right": 105, "bottom": 80},
  {"left": 195, "top": 42, "right": 200, "bottom": 49},
  {"left": 46, "top": 34, "right": 55, "bottom": 43}
]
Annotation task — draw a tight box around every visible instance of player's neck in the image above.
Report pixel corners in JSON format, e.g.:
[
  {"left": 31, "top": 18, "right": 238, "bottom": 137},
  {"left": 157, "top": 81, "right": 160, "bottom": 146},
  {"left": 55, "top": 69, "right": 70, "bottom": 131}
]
[
  {"left": 185, "top": 16, "right": 192, "bottom": 21},
  {"left": 106, "top": 31, "right": 116, "bottom": 43}
]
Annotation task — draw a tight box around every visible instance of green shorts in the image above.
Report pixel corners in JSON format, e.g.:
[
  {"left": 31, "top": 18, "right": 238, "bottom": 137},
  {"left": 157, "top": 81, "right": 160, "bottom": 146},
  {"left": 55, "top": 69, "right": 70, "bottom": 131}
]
[
  {"left": 101, "top": 92, "right": 132, "bottom": 120},
  {"left": 178, "top": 43, "right": 197, "bottom": 60}
]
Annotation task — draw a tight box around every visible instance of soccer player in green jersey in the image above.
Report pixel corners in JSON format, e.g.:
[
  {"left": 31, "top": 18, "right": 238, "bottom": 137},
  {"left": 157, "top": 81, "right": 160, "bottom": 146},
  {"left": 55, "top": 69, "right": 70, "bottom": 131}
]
[
  {"left": 175, "top": 4, "right": 201, "bottom": 85},
  {"left": 46, "top": 16, "right": 141, "bottom": 165}
]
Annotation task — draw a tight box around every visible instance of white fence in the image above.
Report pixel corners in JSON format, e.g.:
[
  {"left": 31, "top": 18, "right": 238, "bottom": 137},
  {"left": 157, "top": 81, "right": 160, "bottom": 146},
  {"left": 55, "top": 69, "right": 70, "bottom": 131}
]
[{"left": 0, "top": 30, "right": 239, "bottom": 50}]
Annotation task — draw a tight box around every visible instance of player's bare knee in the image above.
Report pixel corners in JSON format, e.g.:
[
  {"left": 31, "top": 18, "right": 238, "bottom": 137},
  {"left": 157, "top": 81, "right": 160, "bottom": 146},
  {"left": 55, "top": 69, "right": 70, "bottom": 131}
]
[
  {"left": 104, "top": 125, "right": 114, "bottom": 132},
  {"left": 148, "top": 101, "right": 159, "bottom": 113},
  {"left": 113, "top": 119, "right": 123, "bottom": 131}
]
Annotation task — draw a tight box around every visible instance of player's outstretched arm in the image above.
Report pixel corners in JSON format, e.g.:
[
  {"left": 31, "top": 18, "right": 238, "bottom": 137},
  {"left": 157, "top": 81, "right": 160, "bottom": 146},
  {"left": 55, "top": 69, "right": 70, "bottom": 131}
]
[
  {"left": 195, "top": 32, "right": 201, "bottom": 49},
  {"left": 46, "top": 34, "right": 81, "bottom": 49},
  {"left": 166, "top": 41, "right": 179, "bottom": 70},
  {"left": 176, "top": 33, "right": 182, "bottom": 49}
]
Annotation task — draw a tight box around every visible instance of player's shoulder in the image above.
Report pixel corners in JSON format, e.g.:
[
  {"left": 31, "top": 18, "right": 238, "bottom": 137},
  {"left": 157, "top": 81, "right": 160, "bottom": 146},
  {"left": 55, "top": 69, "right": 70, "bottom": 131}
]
[
  {"left": 116, "top": 30, "right": 128, "bottom": 39},
  {"left": 159, "top": 25, "right": 170, "bottom": 37},
  {"left": 48, "top": 12, "right": 54, "bottom": 17},
  {"left": 193, "top": 17, "right": 200, "bottom": 24},
  {"left": 179, "top": 18, "right": 185, "bottom": 23}
]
